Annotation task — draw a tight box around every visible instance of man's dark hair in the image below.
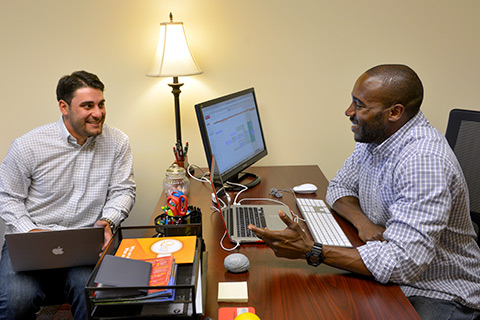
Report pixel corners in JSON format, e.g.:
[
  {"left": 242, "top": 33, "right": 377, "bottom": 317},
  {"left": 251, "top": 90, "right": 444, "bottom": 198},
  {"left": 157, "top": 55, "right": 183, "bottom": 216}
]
[
  {"left": 366, "top": 64, "right": 424, "bottom": 118},
  {"left": 56, "top": 71, "right": 104, "bottom": 106}
]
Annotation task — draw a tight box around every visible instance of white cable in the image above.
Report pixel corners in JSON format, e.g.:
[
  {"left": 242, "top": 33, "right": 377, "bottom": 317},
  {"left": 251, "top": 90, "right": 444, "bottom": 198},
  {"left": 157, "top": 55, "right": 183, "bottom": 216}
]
[
  {"left": 220, "top": 231, "right": 241, "bottom": 251},
  {"left": 208, "top": 200, "right": 241, "bottom": 250},
  {"left": 218, "top": 197, "right": 227, "bottom": 209},
  {"left": 186, "top": 164, "right": 211, "bottom": 184},
  {"left": 226, "top": 181, "right": 249, "bottom": 204}
]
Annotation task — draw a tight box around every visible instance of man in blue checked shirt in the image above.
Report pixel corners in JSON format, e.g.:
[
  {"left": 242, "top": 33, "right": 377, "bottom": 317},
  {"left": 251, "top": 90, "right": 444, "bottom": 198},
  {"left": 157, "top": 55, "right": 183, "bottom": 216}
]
[
  {"left": 250, "top": 65, "right": 480, "bottom": 320},
  {"left": 0, "top": 71, "right": 136, "bottom": 319}
]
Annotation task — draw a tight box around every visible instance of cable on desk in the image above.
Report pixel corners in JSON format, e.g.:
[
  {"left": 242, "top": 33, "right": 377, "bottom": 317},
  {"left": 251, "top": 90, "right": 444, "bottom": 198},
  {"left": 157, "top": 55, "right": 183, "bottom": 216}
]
[
  {"left": 209, "top": 196, "right": 241, "bottom": 251},
  {"left": 220, "top": 231, "right": 240, "bottom": 251},
  {"left": 226, "top": 181, "right": 248, "bottom": 205}
]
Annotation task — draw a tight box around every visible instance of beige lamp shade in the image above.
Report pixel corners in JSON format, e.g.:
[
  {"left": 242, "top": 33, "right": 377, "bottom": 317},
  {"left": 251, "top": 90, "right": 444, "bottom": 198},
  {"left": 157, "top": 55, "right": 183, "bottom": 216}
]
[{"left": 147, "top": 18, "right": 202, "bottom": 77}]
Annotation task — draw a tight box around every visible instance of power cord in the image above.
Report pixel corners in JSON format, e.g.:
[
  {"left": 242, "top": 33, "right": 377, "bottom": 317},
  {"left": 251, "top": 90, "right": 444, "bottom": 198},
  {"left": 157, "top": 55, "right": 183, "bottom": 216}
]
[
  {"left": 226, "top": 181, "right": 249, "bottom": 205},
  {"left": 183, "top": 161, "right": 242, "bottom": 251},
  {"left": 209, "top": 189, "right": 241, "bottom": 251},
  {"left": 220, "top": 231, "right": 240, "bottom": 251},
  {"left": 186, "top": 163, "right": 211, "bottom": 184}
]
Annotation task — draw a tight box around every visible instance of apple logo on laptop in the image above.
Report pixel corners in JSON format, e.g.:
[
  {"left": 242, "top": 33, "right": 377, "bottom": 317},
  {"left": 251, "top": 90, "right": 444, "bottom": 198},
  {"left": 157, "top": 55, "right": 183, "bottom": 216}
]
[{"left": 52, "top": 246, "right": 64, "bottom": 255}]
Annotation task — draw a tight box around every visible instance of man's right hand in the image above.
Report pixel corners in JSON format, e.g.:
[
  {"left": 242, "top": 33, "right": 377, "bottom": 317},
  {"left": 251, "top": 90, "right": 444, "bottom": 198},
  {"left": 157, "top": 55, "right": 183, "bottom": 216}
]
[{"left": 248, "top": 210, "right": 314, "bottom": 260}]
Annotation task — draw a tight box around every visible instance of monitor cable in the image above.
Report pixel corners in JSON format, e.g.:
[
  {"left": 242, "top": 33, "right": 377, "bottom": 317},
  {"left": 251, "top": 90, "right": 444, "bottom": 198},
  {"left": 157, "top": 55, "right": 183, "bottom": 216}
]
[
  {"left": 226, "top": 181, "right": 249, "bottom": 205},
  {"left": 186, "top": 163, "right": 211, "bottom": 184}
]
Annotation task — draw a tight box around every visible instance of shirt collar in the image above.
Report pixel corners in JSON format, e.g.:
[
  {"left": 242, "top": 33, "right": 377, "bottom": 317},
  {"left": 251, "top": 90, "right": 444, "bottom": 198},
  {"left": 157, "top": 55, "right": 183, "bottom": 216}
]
[
  {"left": 57, "top": 117, "right": 97, "bottom": 147},
  {"left": 370, "top": 110, "right": 425, "bottom": 157}
]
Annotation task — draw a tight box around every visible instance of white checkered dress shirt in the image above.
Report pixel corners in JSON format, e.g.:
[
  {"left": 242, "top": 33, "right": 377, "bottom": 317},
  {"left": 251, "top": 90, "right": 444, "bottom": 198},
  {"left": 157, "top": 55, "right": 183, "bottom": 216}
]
[
  {"left": 0, "top": 118, "right": 136, "bottom": 234},
  {"left": 327, "top": 111, "right": 480, "bottom": 310}
]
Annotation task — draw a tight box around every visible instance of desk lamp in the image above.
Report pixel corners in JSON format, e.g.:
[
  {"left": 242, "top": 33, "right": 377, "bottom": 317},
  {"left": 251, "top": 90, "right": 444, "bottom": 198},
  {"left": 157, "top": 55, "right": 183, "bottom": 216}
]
[{"left": 147, "top": 13, "right": 202, "bottom": 167}]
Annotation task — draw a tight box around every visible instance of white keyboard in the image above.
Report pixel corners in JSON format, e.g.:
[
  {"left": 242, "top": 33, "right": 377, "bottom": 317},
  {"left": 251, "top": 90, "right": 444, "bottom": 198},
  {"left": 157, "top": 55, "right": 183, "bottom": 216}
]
[{"left": 296, "top": 198, "right": 353, "bottom": 247}]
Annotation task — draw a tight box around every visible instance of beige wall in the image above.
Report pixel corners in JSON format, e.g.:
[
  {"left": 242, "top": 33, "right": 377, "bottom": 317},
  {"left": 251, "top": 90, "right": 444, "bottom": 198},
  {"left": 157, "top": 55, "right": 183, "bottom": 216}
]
[{"left": 1, "top": 0, "right": 480, "bottom": 227}]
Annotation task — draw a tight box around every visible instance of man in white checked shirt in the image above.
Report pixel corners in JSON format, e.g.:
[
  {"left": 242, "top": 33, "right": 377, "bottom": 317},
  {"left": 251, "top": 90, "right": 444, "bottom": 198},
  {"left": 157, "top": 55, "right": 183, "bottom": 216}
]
[
  {"left": 0, "top": 71, "right": 136, "bottom": 319},
  {"left": 250, "top": 65, "right": 480, "bottom": 320}
]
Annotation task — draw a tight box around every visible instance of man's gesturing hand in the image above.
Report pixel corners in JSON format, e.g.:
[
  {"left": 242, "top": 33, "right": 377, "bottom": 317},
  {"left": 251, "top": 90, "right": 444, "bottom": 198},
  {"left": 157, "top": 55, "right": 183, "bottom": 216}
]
[{"left": 248, "top": 210, "right": 314, "bottom": 259}]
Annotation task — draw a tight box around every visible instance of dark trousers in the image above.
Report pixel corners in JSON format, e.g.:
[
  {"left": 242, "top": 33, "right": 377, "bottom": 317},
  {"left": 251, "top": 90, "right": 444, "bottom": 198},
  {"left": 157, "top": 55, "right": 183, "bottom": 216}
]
[{"left": 409, "top": 296, "right": 480, "bottom": 320}]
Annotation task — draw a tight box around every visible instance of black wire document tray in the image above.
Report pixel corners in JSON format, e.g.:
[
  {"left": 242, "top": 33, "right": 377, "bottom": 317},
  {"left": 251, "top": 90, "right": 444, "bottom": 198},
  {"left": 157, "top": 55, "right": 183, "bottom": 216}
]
[{"left": 85, "top": 225, "right": 206, "bottom": 320}]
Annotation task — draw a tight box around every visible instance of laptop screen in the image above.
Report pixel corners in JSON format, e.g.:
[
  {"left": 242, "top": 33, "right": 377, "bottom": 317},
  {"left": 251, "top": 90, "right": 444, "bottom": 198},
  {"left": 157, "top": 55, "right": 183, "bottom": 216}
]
[{"left": 210, "top": 154, "right": 231, "bottom": 212}]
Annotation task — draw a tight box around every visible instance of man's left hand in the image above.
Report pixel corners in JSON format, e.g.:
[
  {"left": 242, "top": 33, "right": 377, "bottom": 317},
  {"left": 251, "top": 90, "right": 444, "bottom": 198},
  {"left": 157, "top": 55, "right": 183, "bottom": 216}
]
[{"left": 248, "top": 210, "right": 314, "bottom": 259}]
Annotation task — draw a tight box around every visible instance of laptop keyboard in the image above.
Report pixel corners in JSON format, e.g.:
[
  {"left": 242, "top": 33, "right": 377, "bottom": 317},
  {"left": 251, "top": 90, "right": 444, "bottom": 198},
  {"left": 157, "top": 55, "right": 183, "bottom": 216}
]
[
  {"left": 236, "top": 206, "right": 267, "bottom": 237},
  {"left": 296, "top": 198, "right": 353, "bottom": 247}
]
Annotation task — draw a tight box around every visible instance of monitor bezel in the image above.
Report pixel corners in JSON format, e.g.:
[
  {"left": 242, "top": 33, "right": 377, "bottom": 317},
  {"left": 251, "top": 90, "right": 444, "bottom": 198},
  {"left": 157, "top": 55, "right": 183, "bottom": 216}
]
[{"left": 195, "top": 87, "right": 268, "bottom": 187}]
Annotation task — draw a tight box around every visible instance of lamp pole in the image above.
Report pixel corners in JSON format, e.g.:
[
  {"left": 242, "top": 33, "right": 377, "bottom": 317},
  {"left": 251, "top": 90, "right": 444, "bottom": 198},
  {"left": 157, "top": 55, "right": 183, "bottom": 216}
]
[{"left": 169, "top": 76, "right": 184, "bottom": 147}]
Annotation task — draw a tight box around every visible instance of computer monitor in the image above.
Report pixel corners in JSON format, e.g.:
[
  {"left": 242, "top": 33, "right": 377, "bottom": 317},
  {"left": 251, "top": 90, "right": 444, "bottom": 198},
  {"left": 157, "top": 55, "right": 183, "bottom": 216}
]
[{"left": 195, "top": 87, "right": 267, "bottom": 190}]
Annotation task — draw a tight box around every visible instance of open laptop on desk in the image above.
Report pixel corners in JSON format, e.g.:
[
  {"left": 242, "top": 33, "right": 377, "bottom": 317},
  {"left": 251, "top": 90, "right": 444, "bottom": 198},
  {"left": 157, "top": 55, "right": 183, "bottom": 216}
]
[
  {"left": 5, "top": 227, "right": 104, "bottom": 272},
  {"left": 210, "top": 154, "right": 291, "bottom": 243}
]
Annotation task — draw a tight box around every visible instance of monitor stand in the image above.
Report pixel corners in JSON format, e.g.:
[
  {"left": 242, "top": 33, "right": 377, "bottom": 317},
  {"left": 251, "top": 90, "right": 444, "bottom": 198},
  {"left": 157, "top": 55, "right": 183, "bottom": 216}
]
[{"left": 224, "top": 172, "right": 261, "bottom": 191}]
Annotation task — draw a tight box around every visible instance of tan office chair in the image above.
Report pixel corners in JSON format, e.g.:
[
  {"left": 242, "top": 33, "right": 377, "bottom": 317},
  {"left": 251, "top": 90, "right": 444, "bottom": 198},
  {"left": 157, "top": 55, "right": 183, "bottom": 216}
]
[{"left": 445, "top": 108, "right": 480, "bottom": 245}]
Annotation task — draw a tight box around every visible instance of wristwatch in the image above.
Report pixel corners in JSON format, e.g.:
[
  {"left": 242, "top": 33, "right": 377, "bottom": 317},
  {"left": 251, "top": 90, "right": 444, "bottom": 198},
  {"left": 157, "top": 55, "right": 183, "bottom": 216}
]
[
  {"left": 100, "top": 217, "right": 115, "bottom": 231},
  {"left": 305, "top": 242, "right": 323, "bottom": 267}
]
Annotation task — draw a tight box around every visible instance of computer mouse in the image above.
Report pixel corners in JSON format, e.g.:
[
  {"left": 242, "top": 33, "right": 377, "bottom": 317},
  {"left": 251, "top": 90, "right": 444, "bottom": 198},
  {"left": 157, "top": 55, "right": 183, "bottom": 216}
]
[
  {"left": 293, "top": 183, "right": 318, "bottom": 194},
  {"left": 224, "top": 253, "right": 250, "bottom": 273}
]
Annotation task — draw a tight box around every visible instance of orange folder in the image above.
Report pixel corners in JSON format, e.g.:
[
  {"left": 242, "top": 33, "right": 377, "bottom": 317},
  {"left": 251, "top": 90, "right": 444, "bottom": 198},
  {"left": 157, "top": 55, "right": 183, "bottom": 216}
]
[{"left": 115, "top": 236, "right": 197, "bottom": 264}]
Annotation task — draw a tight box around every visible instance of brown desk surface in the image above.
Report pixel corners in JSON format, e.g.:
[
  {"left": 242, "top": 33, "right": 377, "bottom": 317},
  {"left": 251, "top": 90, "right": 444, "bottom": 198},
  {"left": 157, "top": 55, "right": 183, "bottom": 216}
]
[{"left": 151, "top": 165, "right": 420, "bottom": 320}]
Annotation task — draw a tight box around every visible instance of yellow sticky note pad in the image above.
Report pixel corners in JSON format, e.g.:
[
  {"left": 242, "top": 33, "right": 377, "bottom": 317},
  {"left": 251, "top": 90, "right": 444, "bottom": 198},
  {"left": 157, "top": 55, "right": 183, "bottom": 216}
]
[{"left": 217, "top": 281, "right": 248, "bottom": 303}]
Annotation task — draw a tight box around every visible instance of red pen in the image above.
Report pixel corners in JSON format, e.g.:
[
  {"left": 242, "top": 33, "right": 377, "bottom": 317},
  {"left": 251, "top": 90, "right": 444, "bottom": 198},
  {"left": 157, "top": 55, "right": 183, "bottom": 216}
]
[{"left": 173, "top": 147, "right": 179, "bottom": 162}]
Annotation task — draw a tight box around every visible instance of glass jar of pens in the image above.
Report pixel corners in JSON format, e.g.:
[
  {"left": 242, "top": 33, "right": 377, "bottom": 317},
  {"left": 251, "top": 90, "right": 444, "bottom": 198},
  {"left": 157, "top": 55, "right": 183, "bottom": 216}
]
[{"left": 163, "top": 163, "right": 190, "bottom": 196}]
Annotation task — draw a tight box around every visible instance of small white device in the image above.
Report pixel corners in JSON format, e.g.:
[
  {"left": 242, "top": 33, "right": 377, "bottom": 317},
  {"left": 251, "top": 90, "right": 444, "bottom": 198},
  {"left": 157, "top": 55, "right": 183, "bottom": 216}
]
[
  {"left": 211, "top": 192, "right": 231, "bottom": 204},
  {"left": 293, "top": 183, "right": 318, "bottom": 194}
]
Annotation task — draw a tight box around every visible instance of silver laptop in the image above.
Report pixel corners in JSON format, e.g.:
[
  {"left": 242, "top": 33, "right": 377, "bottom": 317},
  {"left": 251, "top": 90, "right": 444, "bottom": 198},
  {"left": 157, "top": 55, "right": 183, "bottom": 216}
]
[
  {"left": 210, "top": 154, "right": 291, "bottom": 243},
  {"left": 5, "top": 227, "right": 104, "bottom": 272}
]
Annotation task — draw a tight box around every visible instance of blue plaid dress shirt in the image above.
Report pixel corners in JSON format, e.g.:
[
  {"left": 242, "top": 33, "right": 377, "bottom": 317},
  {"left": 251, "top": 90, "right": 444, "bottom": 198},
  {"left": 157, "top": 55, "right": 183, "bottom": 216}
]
[{"left": 327, "top": 111, "right": 480, "bottom": 310}]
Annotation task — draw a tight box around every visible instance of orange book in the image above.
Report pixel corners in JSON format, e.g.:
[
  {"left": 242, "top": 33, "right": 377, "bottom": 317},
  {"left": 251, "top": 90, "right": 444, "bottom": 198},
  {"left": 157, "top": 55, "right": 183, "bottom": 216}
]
[
  {"left": 115, "top": 236, "right": 197, "bottom": 264},
  {"left": 143, "top": 255, "right": 175, "bottom": 295}
]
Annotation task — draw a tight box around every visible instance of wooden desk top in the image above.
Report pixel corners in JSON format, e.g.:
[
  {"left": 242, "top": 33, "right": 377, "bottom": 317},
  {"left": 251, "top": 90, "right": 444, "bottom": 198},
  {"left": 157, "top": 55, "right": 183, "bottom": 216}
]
[{"left": 151, "top": 165, "right": 420, "bottom": 320}]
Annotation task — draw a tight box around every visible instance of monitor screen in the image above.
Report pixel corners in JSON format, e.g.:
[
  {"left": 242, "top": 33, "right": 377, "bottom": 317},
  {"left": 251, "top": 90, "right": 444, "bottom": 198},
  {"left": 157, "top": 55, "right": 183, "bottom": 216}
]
[{"left": 195, "top": 88, "right": 267, "bottom": 189}]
